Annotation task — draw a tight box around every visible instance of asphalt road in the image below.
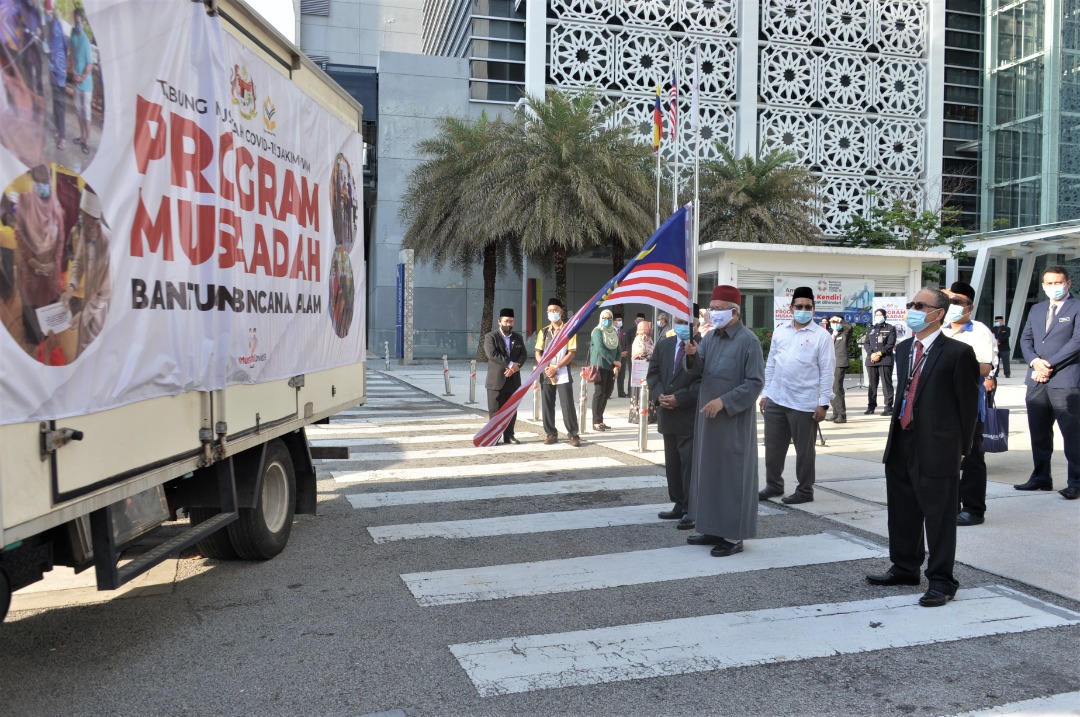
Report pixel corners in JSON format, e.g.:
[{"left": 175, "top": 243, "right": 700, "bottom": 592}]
[{"left": 2, "top": 373, "right": 1078, "bottom": 717}]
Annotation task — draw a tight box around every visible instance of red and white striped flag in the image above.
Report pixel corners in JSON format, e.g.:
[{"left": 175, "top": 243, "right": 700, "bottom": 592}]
[{"left": 668, "top": 71, "right": 678, "bottom": 141}]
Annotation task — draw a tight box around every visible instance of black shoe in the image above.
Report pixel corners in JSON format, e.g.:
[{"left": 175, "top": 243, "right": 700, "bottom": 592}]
[
  {"left": 881, "top": 407, "right": 893, "bottom": 415},
  {"left": 758, "top": 487, "right": 783, "bottom": 501},
  {"left": 710, "top": 540, "right": 743, "bottom": 557},
  {"left": 686, "top": 534, "right": 724, "bottom": 546},
  {"left": 1015, "top": 480, "right": 1053, "bottom": 491},
  {"left": 863, "top": 407, "right": 876, "bottom": 415},
  {"left": 918, "top": 589, "right": 954, "bottom": 607},
  {"left": 617, "top": 393, "right": 628, "bottom": 398},
  {"left": 1060, "top": 486, "right": 1080, "bottom": 500},
  {"left": 832, "top": 417, "right": 847, "bottom": 424},
  {"left": 503, "top": 436, "right": 521, "bottom": 444},
  {"left": 956, "top": 511, "right": 984, "bottom": 526},
  {"left": 781, "top": 492, "right": 813, "bottom": 505},
  {"left": 676, "top": 518, "right": 695, "bottom": 530},
  {"left": 866, "top": 571, "right": 920, "bottom": 586},
  {"left": 658, "top": 508, "right": 685, "bottom": 520}
]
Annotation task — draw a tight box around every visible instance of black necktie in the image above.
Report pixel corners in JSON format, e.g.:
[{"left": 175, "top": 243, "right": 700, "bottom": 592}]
[{"left": 1046, "top": 304, "right": 1057, "bottom": 333}]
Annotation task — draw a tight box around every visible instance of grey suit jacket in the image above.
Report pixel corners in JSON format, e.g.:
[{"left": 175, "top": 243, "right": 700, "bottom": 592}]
[{"left": 646, "top": 336, "right": 702, "bottom": 435}]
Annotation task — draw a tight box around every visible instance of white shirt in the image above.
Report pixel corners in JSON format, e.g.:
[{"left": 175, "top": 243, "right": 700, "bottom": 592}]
[
  {"left": 942, "top": 319, "right": 997, "bottom": 367},
  {"left": 764, "top": 321, "right": 835, "bottom": 412}
]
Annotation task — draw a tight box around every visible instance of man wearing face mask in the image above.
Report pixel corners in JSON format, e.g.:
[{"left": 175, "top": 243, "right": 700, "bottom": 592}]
[
  {"left": 827, "top": 316, "right": 850, "bottom": 422},
  {"left": 683, "top": 286, "right": 765, "bottom": 557},
  {"left": 1018, "top": 266, "right": 1079, "bottom": 499},
  {"left": 482, "top": 308, "right": 528, "bottom": 445},
  {"left": 863, "top": 309, "right": 897, "bottom": 415},
  {"left": 534, "top": 298, "right": 581, "bottom": 447},
  {"left": 61, "top": 189, "right": 111, "bottom": 358},
  {"left": 758, "top": 287, "right": 834, "bottom": 505},
  {"left": 14, "top": 165, "right": 65, "bottom": 350},
  {"left": 866, "top": 288, "right": 978, "bottom": 607},
  {"left": 992, "top": 316, "right": 1011, "bottom": 378},
  {"left": 647, "top": 309, "right": 702, "bottom": 526},
  {"left": 941, "top": 281, "right": 997, "bottom": 526}
]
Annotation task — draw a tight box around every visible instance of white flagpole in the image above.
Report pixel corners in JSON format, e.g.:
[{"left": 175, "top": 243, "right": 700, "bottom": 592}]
[
  {"left": 655, "top": 142, "right": 662, "bottom": 231},
  {"left": 691, "top": 44, "right": 701, "bottom": 319},
  {"left": 671, "top": 71, "right": 679, "bottom": 213}
]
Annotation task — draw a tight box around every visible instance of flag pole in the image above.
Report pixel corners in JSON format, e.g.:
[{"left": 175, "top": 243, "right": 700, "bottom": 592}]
[
  {"left": 691, "top": 43, "right": 701, "bottom": 319},
  {"left": 654, "top": 144, "right": 662, "bottom": 231},
  {"left": 670, "top": 71, "right": 679, "bottom": 213},
  {"left": 653, "top": 85, "right": 662, "bottom": 230}
]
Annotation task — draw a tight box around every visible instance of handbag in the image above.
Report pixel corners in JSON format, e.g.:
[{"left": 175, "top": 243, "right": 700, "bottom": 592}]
[
  {"left": 581, "top": 365, "right": 600, "bottom": 383},
  {"left": 982, "top": 392, "right": 1009, "bottom": 453}
]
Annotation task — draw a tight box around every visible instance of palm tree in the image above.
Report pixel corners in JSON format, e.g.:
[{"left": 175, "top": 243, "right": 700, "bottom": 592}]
[
  {"left": 399, "top": 114, "right": 521, "bottom": 359},
  {"left": 698, "top": 146, "right": 823, "bottom": 245},
  {"left": 497, "top": 90, "right": 655, "bottom": 305}
]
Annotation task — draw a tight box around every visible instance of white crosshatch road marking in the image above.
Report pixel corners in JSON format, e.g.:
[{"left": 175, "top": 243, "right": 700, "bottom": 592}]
[
  {"left": 346, "top": 475, "right": 666, "bottom": 509},
  {"left": 402, "top": 531, "right": 886, "bottom": 606},
  {"left": 947, "top": 691, "right": 1080, "bottom": 716},
  {"left": 310, "top": 421, "right": 483, "bottom": 437},
  {"left": 330, "top": 443, "right": 572, "bottom": 463},
  {"left": 310, "top": 433, "right": 484, "bottom": 447},
  {"left": 330, "top": 413, "right": 479, "bottom": 426},
  {"left": 356, "top": 397, "right": 446, "bottom": 404},
  {"left": 338, "top": 408, "right": 462, "bottom": 417},
  {"left": 368, "top": 502, "right": 783, "bottom": 543},
  {"left": 449, "top": 586, "right": 1080, "bottom": 697},
  {"left": 332, "top": 457, "right": 622, "bottom": 484}
]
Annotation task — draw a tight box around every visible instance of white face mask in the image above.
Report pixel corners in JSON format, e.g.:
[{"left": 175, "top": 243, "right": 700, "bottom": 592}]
[
  {"left": 709, "top": 309, "right": 734, "bottom": 327},
  {"left": 944, "top": 305, "right": 966, "bottom": 324},
  {"left": 547, "top": 311, "right": 562, "bottom": 323}
]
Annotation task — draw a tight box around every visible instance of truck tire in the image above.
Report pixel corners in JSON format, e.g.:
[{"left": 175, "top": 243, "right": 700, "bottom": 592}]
[
  {"left": 228, "top": 439, "right": 295, "bottom": 560},
  {"left": 189, "top": 508, "right": 239, "bottom": 560},
  {"left": 0, "top": 568, "right": 11, "bottom": 622}
]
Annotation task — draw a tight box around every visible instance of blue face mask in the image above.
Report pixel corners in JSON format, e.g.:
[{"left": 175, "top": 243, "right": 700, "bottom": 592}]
[
  {"left": 1045, "top": 285, "right": 1068, "bottom": 301},
  {"left": 33, "top": 182, "right": 51, "bottom": 200},
  {"left": 601, "top": 319, "right": 612, "bottom": 328},
  {"left": 547, "top": 311, "right": 561, "bottom": 323},
  {"left": 906, "top": 308, "right": 939, "bottom": 333},
  {"left": 792, "top": 309, "right": 813, "bottom": 325},
  {"left": 673, "top": 324, "right": 691, "bottom": 341}
]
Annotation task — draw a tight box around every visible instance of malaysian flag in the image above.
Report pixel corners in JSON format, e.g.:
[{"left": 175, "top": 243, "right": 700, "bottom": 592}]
[
  {"left": 473, "top": 206, "right": 693, "bottom": 447},
  {"left": 668, "top": 71, "right": 678, "bottom": 141}
]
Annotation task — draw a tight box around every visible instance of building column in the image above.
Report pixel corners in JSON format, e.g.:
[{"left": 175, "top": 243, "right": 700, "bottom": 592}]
[
  {"left": 946, "top": 257, "right": 959, "bottom": 285},
  {"left": 735, "top": 0, "right": 759, "bottom": 157},
  {"left": 924, "top": 0, "right": 946, "bottom": 211},
  {"left": 1006, "top": 252, "right": 1036, "bottom": 348},
  {"left": 1040, "top": 0, "right": 1061, "bottom": 223},
  {"left": 993, "top": 254, "right": 1008, "bottom": 320},
  {"left": 524, "top": 0, "right": 546, "bottom": 96},
  {"left": 969, "top": 247, "right": 990, "bottom": 308}
]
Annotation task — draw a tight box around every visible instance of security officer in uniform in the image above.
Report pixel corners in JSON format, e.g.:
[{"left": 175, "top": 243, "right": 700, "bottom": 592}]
[{"left": 863, "top": 308, "right": 898, "bottom": 415}]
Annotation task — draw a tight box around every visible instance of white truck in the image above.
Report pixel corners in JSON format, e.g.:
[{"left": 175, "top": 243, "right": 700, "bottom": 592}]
[{"left": 0, "top": 0, "right": 366, "bottom": 619}]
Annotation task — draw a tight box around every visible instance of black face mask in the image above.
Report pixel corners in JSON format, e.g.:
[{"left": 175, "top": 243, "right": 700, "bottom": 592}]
[{"left": 500, "top": 325, "right": 512, "bottom": 336}]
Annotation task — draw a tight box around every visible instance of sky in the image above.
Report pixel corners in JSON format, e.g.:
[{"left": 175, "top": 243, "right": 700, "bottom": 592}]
[{"left": 246, "top": 0, "right": 296, "bottom": 42}]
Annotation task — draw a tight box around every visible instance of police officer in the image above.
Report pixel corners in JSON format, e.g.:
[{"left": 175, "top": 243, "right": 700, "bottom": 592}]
[{"left": 863, "top": 308, "right": 897, "bottom": 415}]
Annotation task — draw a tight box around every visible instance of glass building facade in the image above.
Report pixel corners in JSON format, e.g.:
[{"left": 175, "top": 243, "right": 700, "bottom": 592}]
[{"left": 423, "top": 0, "right": 526, "bottom": 103}]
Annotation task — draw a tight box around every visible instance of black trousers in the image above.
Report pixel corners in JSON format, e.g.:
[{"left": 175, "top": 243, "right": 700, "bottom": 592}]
[
  {"left": 591, "top": 368, "right": 614, "bottom": 424},
  {"left": 867, "top": 365, "right": 894, "bottom": 410},
  {"left": 884, "top": 430, "right": 959, "bottom": 595},
  {"left": 831, "top": 367, "right": 847, "bottom": 419},
  {"left": 616, "top": 359, "right": 629, "bottom": 396},
  {"left": 662, "top": 432, "right": 694, "bottom": 514},
  {"left": 541, "top": 380, "right": 579, "bottom": 438},
  {"left": 487, "top": 380, "right": 518, "bottom": 440},
  {"left": 1026, "top": 383, "right": 1080, "bottom": 488},
  {"left": 763, "top": 401, "right": 818, "bottom": 497},
  {"left": 958, "top": 418, "right": 986, "bottom": 516}
]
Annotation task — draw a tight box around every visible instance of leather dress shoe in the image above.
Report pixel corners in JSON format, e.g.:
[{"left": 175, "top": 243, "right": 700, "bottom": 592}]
[
  {"left": 758, "top": 487, "right": 783, "bottom": 501},
  {"left": 1060, "top": 486, "right": 1080, "bottom": 500},
  {"left": 544, "top": 435, "right": 557, "bottom": 445},
  {"left": 956, "top": 511, "right": 984, "bottom": 526},
  {"left": 1014, "top": 479, "right": 1052, "bottom": 491},
  {"left": 568, "top": 436, "right": 582, "bottom": 448},
  {"left": 710, "top": 539, "right": 743, "bottom": 557},
  {"left": 781, "top": 492, "right": 814, "bottom": 505},
  {"left": 676, "top": 518, "right": 695, "bottom": 530},
  {"left": 593, "top": 424, "right": 608, "bottom": 432},
  {"left": 503, "top": 436, "right": 521, "bottom": 445},
  {"left": 881, "top": 407, "right": 893, "bottom": 415},
  {"left": 866, "top": 571, "right": 920, "bottom": 586},
  {"left": 686, "top": 534, "right": 724, "bottom": 546},
  {"left": 863, "top": 407, "right": 876, "bottom": 415},
  {"left": 832, "top": 417, "right": 847, "bottom": 424},
  {"left": 918, "top": 589, "right": 954, "bottom": 607},
  {"left": 658, "top": 508, "right": 685, "bottom": 520}
]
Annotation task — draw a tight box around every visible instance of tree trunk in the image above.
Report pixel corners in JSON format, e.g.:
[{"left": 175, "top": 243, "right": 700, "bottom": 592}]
[
  {"left": 554, "top": 247, "right": 568, "bottom": 310},
  {"left": 611, "top": 238, "right": 625, "bottom": 276},
  {"left": 477, "top": 242, "right": 497, "bottom": 362}
]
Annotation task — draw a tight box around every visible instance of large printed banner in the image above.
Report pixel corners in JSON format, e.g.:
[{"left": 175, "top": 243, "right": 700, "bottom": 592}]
[
  {"left": 773, "top": 275, "right": 875, "bottom": 327},
  {"left": 0, "top": 0, "right": 365, "bottom": 423}
]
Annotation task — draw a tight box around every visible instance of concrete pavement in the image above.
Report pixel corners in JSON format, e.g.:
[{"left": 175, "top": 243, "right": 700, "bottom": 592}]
[{"left": 381, "top": 357, "right": 1080, "bottom": 602}]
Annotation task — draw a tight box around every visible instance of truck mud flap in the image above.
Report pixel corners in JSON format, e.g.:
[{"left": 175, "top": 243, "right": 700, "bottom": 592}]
[{"left": 89, "top": 461, "right": 238, "bottom": 591}]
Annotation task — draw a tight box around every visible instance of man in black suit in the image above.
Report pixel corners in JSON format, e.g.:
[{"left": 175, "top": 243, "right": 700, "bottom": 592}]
[
  {"left": 991, "top": 315, "right": 1011, "bottom": 378},
  {"left": 867, "top": 288, "right": 979, "bottom": 607},
  {"left": 482, "top": 308, "right": 528, "bottom": 444},
  {"left": 827, "top": 315, "right": 850, "bottom": 422},
  {"left": 1017, "top": 266, "right": 1080, "bottom": 499},
  {"left": 647, "top": 312, "right": 702, "bottom": 529}
]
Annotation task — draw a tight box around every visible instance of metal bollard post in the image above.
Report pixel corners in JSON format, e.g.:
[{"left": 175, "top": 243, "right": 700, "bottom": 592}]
[
  {"left": 442, "top": 355, "right": 453, "bottom": 396},
  {"left": 383, "top": 341, "right": 390, "bottom": 371},
  {"left": 637, "top": 379, "right": 650, "bottom": 452},
  {"left": 532, "top": 381, "right": 541, "bottom": 421},
  {"left": 578, "top": 369, "right": 589, "bottom": 432},
  {"left": 466, "top": 360, "right": 477, "bottom": 404}
]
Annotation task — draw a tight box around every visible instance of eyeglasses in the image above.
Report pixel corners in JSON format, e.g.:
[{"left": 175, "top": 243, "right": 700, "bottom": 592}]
[
  {"left": 906, "top": 302, "right": 940, "bottom": 311},
  {"left": 948, "top": 298, "right": 972, "bottom": 306}
]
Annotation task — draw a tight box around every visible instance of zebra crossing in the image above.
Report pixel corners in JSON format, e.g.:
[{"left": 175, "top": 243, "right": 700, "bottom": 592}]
[{"left": 316, "top": 372, "right": 1080, "bottom": 713}]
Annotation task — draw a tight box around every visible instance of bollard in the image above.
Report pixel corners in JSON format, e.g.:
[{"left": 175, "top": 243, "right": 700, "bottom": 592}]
[
  {"left": 442, "top": 355, "right": 453, "bottom": 396},
  {"left": 637, "top": 379, "right": 650, "bottom": 452},
  {"left": 578, "top": 369, "right": 589, "bottom": 432},
  {"left": 383, "top": 341, "right": 390, "bottom": 370},
  {"left": 532, "top": 380, "right": 540, "bottom": 421},
  {"left": 466, "top": 360, "right": 477, "bottom": 404}
]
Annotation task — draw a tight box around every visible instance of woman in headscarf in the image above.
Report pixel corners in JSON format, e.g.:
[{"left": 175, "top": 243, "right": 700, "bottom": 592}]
[
  {"left": 14, "top": 165, "right": 65, "bottom": 350},
  {"left": 588, "top": 308, "right": 620, "bottom": 430},
  {"left": 629, "top": 320, "right": 654, "bottom": 422}
]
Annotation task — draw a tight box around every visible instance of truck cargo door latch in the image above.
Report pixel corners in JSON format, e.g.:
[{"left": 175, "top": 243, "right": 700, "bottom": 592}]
[{"left": 40, "top": 422, "right": 85, "bottom": 461}]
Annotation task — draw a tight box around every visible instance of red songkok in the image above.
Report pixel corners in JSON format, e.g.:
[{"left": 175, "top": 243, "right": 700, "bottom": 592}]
[{"left": 710, "top": 285, "right": 742, "bottom": 305}]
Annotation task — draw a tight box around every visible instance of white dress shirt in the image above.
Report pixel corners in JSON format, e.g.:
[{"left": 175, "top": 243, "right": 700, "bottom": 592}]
[{"left": 764, "top": 321, "right": 836, "bottom": 412}]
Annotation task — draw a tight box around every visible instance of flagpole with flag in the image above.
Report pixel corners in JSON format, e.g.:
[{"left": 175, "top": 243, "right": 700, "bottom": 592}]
[
  {"left": 690, "top": 44, "right": 701, "bottom": 318},
  {"left": 473, "top": 206, "right": 694, "bottom": 447},
  {"left": 653, "top": 85, "right": 663, "bottom": 230},
  {"left": 669, "top": 69, "right": 679, "bottom": 212}
]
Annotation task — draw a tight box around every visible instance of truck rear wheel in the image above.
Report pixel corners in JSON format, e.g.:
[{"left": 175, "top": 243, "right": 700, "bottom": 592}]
[
  {"left": 228, "top": 439, "right": 295, "bottom": 560},
  {"left": 0, "top": 568, "right": 11, "bottom": 622},
  {"left": 189, "top": 508, "right": 239, "bottom": 560}
]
